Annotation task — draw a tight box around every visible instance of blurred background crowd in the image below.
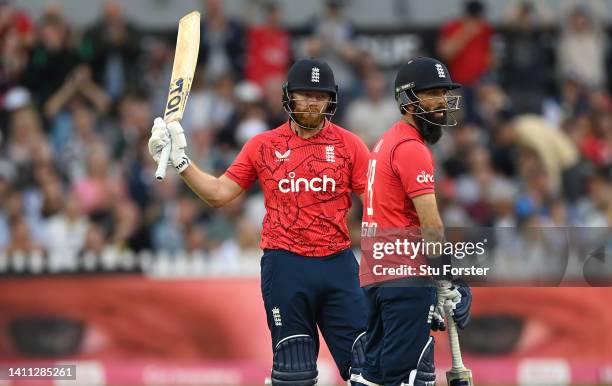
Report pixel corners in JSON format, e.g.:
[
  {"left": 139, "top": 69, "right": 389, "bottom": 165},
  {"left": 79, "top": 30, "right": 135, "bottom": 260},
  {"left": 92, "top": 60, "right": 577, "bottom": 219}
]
[{"left": 0, "top": 0, "right": 611, "bottom": 273}]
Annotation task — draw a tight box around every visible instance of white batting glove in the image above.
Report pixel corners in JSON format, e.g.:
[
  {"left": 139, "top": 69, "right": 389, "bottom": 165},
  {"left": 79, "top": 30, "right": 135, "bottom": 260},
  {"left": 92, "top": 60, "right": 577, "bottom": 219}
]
[
  {"left": 435, "top": 280, "right": 462, "bottom": 318},
  {"left": 148, "top": 117, "right": 191, "bottom": 174},
  {"left": 148, "top": 117, "right": 170, "bottom": 164}
]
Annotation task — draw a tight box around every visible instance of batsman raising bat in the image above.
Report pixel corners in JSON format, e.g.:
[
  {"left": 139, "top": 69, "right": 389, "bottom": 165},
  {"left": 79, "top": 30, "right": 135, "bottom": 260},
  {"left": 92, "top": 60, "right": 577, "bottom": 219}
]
[
  {"left": 148, "top": 58, "right": 371, "bottom": 385},
  {"left": 353, "top": 57, "right": 473, "bottom": 386}
]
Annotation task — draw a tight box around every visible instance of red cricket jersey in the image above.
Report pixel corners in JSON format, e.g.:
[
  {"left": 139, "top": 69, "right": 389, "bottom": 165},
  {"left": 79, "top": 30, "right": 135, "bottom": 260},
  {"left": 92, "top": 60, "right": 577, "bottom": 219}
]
[
  {"left": 225, "top": 121, "right": 369, "bottom": 256},
  {"left": 359, "top": 120, "right": 435, "bottom": 286}
]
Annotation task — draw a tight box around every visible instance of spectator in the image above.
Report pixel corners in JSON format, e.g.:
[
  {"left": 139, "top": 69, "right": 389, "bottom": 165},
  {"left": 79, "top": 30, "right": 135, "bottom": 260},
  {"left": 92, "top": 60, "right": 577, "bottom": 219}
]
[
  {"left": 6, "top": 106, "right": 45, "bottom": 171},
  {"left": 142, "top": 38, "right": 173, "bottom": 115},
  {"left": 489, "top": 117, "right": 519, "bottom": 178},
  {"left": 2, "top": 190, "right": 45, "bottom": 252},
  {"left": 438, "top": 0, "right": 494, "bottom": 86},
  {"left": 261, "top": 75, "right": 286, "bottom": 128},
  {"left": 454, "top": 145, "right": 510, "bottom": 225},
  {"left": 184, "top": 222, "right": 209, "bottom": 256},
  {"left": 182, "top": 71, "right": 214, "bottom": 134},
  {"left": 306, "top": 0, "right": 358, "bottom": 111},
  {"left": 7, "top": 214, "right": 42, "bottom": 253},
  {"left": 233, "top": 81, "right": 267, "bottom": 146},
  {"left": 113, "top": 93, "right": 151, "bottom": 162},
  {"left": 152, "top": 196, "right": 201, "bottom": 253},
  {"left": 513, "top": 114, "right": 579, "bottom": 195},
  {"left": 214, "top": 217, "right": 261, "bottom": 272},
  {"left": 474, "top": 80, "right": 512, "bottom": 128},
  {"left": 344, "top": 69, "right": 397, "bottom": 147},
  {"left": 43, "top": 66, "right": 110, "bottom": 152},
  {"left": 36, "top": 169, "right": 63, "bottom": 219},
  {"left": 71, "top": 145, "right": 125, "bottom": 219},
  {"left": 500, "top": 1, "right": 555, "bottom": 113},
  {"left": 244, "top": 2, "right": 291, "bottom": 88},
  {"left": 59, "top": 104, "right": 102, "bottom": 180},
  {"left": 0, "top": 164, "right": 15, "bottom": 248},
  {"left": 542, "top": 75, "right": 589, "bottom": 129},
  {"left": 199, "top": 0, "right": 246, "bottom": 81},
  {"left": 44, "top": 191, "right": 88, "bottom": 261},
  {"left": 208, "top": 72, "right": 237, "bottom": 146},
  {"left": 438, "top": 0, "right": 494, "bottom": 122},
  {"left": 557, "top": 3, "right": 607, "bottom": 89},
  {"left": 0, "top": 0, "right": 34, "bottom": 95},
  {"left": 580, "top": 111, "right": 612, "bottom": 169},
  {"left": 82, "top": 222, "right": 106, "bottom": 253},
  {"left": 575, "top": 173, "right": 611, "bottom": 226},
  {"left": 110, "top": 199, "right": 141, "bottom": 250},
  {"left": 23, "top": 12, "right": 81, "bottom": 107},
  {"left": 441, "top": 123, "right": 483, "bottom": 178},
  {"left": 80, "top": 0, "right": 142, "bottom": 101}
]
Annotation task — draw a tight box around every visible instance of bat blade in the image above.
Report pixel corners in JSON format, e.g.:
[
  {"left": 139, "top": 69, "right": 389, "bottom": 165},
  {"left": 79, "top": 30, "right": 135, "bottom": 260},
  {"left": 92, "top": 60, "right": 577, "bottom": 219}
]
[{"left": 155, "top": 11, "right": 201, "bottom": 180}]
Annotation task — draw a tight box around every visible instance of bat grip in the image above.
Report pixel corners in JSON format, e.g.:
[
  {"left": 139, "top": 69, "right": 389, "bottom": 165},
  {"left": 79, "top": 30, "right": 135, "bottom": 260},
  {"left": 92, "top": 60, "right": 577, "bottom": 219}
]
[
  {"left": 447, "top": 316, "right": 466, "bottom": 371},
  {"left": 155, "top": 144, "right": 171, "bottom": 180}
]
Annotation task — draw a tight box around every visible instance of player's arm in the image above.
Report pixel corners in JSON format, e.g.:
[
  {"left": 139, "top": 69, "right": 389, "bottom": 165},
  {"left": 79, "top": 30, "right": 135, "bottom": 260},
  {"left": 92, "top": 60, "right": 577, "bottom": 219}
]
[
  {"left": 148, "top": 118, "right": 247, "bottom": 208},
  {"left": 349, "top": 133, "right": 370, "bottom": 199},
  {"left": 412, "top": 193, "right": 444, "bottom": 245},
  {"left": 394, "top": 143, "right": 471, "bottom": 329},
  {"left": 180, "top": 165, "right": 244, "bottom": 208}
]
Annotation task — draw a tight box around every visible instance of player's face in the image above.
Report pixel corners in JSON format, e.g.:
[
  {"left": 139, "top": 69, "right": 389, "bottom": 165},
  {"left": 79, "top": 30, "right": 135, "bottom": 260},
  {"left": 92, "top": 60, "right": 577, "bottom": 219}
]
[
  {"left": 290, "top": 90, "right": 331, "bottom": 129},
  {"left": 416, "top": 88, "right": 448, "bottom": 122}
]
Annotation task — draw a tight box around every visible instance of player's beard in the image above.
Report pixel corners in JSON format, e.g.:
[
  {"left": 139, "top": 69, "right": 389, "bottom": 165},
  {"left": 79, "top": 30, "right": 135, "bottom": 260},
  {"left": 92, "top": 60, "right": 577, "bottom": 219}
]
[
  {"left": 293, "top": 106, "right": 327, "bottom": 130},
  {"left": 415, "top": 109, "right": 447, "bottom": 144}
]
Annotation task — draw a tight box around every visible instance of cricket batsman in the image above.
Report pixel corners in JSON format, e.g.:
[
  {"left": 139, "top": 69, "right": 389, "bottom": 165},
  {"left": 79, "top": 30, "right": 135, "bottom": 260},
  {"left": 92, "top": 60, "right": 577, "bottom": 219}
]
[
  {"left": 148, "top": 58, "right": 369, "bottom": 385},
  {"left": 352, "top": 57, "right": 473, "bottom": 386}
]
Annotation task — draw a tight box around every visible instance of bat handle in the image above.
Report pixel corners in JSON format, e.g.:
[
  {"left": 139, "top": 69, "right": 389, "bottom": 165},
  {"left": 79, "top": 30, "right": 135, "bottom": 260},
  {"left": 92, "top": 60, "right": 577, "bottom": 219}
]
[
  {"left": 447, "top": 316, "right": 466, "bottom": 371},
  {"left": 155, "top": 144, "right": 172, "bottom": 180}
]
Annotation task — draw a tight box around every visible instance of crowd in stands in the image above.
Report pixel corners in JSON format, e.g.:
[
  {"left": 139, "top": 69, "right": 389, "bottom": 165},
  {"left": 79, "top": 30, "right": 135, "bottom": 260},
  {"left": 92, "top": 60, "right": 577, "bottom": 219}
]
[{"left": 0, "top": 0, "right": 610, "bottom": 270}]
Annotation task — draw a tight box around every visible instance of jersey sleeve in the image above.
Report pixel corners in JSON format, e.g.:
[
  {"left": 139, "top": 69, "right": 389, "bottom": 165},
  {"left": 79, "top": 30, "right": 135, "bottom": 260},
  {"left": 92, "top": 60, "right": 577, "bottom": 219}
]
[
  {"left": 391, "top": 140, "right": 435, "bottom": 198},
  {"left": 349, "top": 134, "right": 370, "bottom": 195},
  {"left": 224, "top": 138, "right": 258, "bottom": 190}
]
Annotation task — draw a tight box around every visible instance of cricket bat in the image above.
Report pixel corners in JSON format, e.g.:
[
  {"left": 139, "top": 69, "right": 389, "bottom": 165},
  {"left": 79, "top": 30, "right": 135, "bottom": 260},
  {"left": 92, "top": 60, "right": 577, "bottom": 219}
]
[
  {"left": 446, "top": 316, "right": 473, "bottom": 386},
  {"left": 155, "top": 11, "right": 201, "bottom": 180}
]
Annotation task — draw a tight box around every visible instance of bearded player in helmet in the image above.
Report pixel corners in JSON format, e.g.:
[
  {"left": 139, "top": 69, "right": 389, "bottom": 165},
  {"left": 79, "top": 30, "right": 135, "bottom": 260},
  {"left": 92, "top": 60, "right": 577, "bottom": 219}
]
[
  {"left": 352, "top": 57, "right": 473, "bottom": 386},
  {"left": 148, "top": 58, "right": 369, "bottom": 385}
]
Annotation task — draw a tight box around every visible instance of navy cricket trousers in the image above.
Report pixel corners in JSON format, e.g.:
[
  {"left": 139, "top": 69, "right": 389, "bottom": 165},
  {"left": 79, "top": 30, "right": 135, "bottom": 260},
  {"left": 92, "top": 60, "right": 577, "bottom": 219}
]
[
  {"left": 260, "top": 248, "right": 367, "bottom": 380},
  {"left": 361, "top": 282, "right": 437, "bottom": 386}
]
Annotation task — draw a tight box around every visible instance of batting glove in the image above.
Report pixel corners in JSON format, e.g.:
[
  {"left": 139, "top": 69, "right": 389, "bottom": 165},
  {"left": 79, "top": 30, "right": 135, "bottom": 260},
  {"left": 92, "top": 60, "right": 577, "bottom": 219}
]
[
  {"left": 435, "top": 279, "right": 472, "bottom": 329},
  {"left": 148, "top": 117, "right": 190, "bottom": 174},
  {"left": 430, "top": 306, "right": 446, "bottom": 332}
]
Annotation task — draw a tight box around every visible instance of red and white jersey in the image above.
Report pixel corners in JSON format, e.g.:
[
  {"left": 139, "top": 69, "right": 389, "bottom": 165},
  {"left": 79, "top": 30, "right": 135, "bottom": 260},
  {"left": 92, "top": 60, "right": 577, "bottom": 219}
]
[
  {"left": 360, "top": 120, "right": 435, "bottom": 286},
  {"left": 225, "top": 121, "right": 369, "bottom": 256}
]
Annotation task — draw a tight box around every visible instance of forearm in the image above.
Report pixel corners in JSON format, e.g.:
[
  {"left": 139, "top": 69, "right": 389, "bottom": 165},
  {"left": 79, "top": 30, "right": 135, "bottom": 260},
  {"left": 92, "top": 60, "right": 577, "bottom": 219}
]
[
  {"left": 80, "top": 81, "right": 111, "bottom": 114},
  {"left": 179, "top": 163, "right": 234, "bottom": 208},
  {"left": 43, "top": 83, "right": 76, "bottom": 118},
  {"left": 421, "top": 224, "right": 454, "bottom": 281},
  {"left": 438, "top": 28, "right": 477, "bottom": 61}
]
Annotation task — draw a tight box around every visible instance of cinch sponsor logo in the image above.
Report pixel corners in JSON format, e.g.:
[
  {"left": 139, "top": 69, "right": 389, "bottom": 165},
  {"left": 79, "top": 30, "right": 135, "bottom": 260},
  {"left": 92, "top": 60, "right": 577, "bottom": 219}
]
[
  {"left": 416, "top": 171, "right": 434, "bottom": 183},
  {"left": 278, "top": 172, "right": 336, "bottom": 193}
]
